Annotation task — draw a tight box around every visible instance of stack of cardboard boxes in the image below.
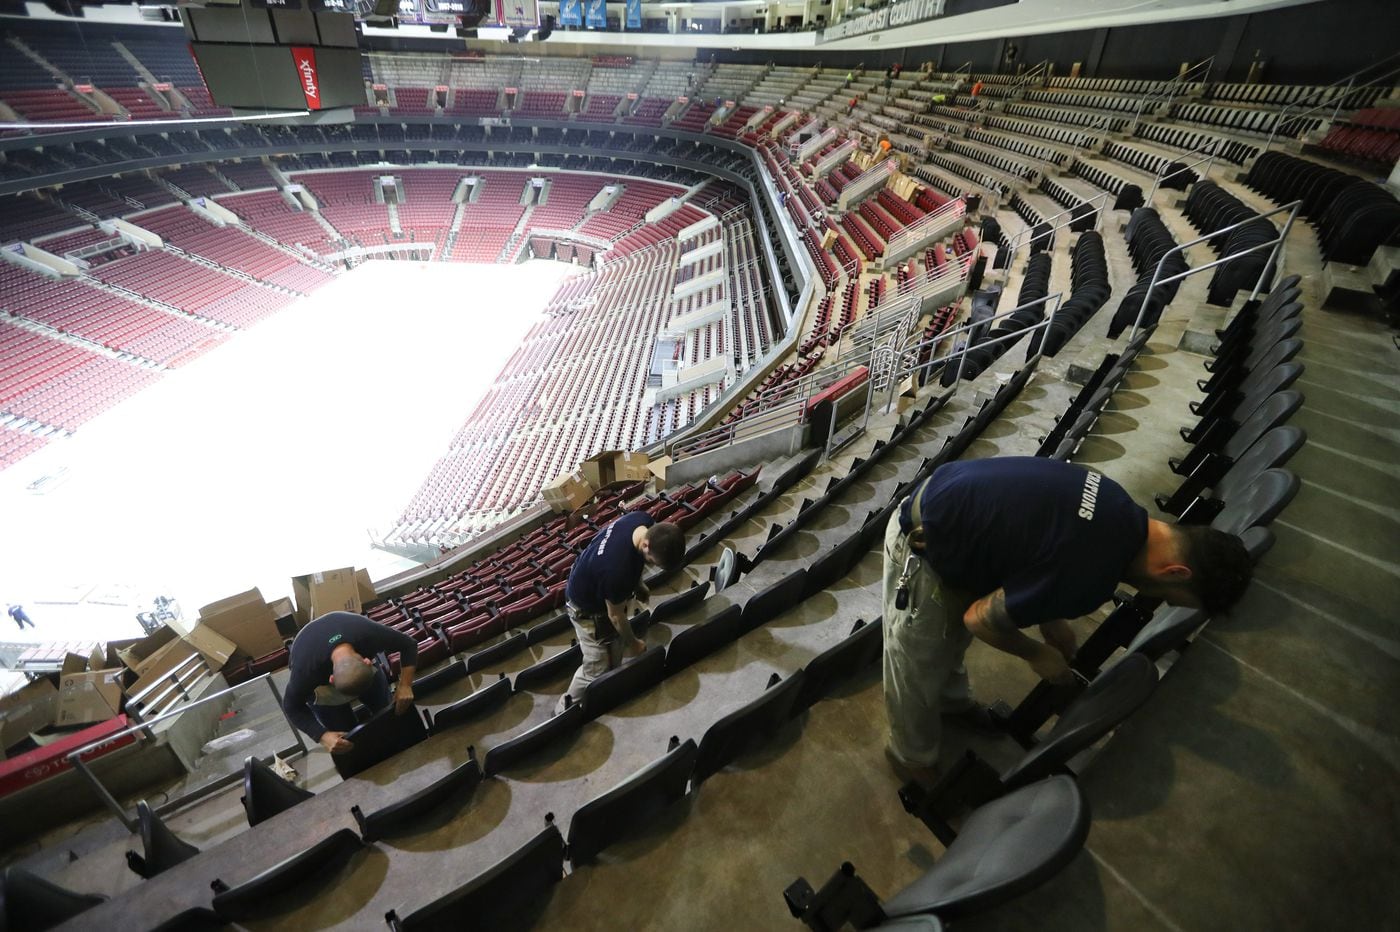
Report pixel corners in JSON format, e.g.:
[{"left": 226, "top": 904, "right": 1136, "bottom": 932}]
[
  {"left": 541, "top": 450, "right": 668, "bottom": 513},
  {"left": 0, "top": 568, "right": 378, "bottom": 760}
]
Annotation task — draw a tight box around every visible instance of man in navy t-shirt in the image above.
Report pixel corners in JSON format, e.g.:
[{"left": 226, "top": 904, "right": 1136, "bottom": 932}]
[
  {"left": 882, "top": 456, "right": 1251, "bottom": 783},
  {"left": 559, "top": 512, "right": 684, "bottom": 711},
  {"left": 282, "top": 611, "right": 420, "bottom": 755}
]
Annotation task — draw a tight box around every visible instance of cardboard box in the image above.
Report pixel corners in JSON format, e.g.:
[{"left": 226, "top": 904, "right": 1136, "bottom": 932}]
[
  {"left": 646, "top": 455, "right": 672, "bottom": 485},
  {"left": 127, "top": 640, "right": 200, "bottom": 701},
  {"left": 0, "top": 679, "right": 58, "bottom": 749},
  {"left": 61, "top": 653, "right": 89, "bottom": 675},
  {"left": 581, "top": 451, "right": 655, "bottom": 489},
  {"left": 115, "top": 626, "right": 178, "bottom": 675},
  {"left": 355, "top": 569, "right": 376, "bottom": 606},
  {"left": 290, "top": 568, "right": 361, "bottom": 626},
  {"left": 178, "top": 622, "right": 238, "bottom": 672},
  {"left": 542, "top": 469, "right": 593, "bottom": 513},
  {"left": 199, "top": 589, "right": 283, "bottom": 659},
  {"left": 55, "top": 669, "right": 123, "bottom": 727}
]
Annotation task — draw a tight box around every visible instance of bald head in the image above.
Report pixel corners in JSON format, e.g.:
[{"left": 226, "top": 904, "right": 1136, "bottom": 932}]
[{"left": 331, "top": 649, "right": 376, "bottom": 698}]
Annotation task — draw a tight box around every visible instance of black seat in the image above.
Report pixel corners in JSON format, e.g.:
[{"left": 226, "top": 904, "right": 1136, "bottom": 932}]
[
  {"left": 428, "top": 674, "right": 513, "bottom": 734},
  {"left": 566, "top": 737, "right": 698, "bottom": 864},
  {"left": 526, "top": 613, "right": 571, "bottom": 644},
  {"left": 664, "top": 605, "right": 742, "bottom": 675},
  {"left": 882, "top": 776, "right": 1089, "bottom": 921},
  {"left": 1162, "top": 390, "right": 1303, "bottom": 506},
  {"left": 148, "top": 906, "right": 228, "bottom": 931},
  {"left": 999, "top": 654, "right": 1158, "bottom": 790},
  {"left": 466, "top": 632, "right": 529, "bottom": 674},
  {"left": 0, "top": 867, "right": 105, "bottom": 931},
  {"left": 1127, "top": 606, "right": 1207, "bottom": 661},
  {"left": 740, "top": 568, "right": 809, "bottom": 633},
  {"left": 210, "top": 828, "right": 363, "bottom": 920},
  {"left": 649, "top": 581, "right": 711, "bottom": 625},
  {"left": 385, "top": 820, "right": 565, "bottom": 931},
  {"left": 901, "top": 656, "right": 1156, "bottom": 842},
  {"left": 333, "top": 703, "right": 430, "bottom": 779},
  {"left": 352, "top": 754, "right": 483, "bottom": 842},
  {"left": 483, "top": 701, "right": 585, "bottom": 776},
  {"left": 1178, "top": 427, "right": 1306, "bottom": 525},
  {"left": 241, "top": 756, "right": 314, "bottom": 827},
  {"left": 1182, "top": 361, "right": 1302, "bottom": 446},
  {"left": 514, "top": 642, "right": 582, "bottom": 692},
  {"left": 692, "top": 671, "right": 806, "bottom": 786},
  {"left": 126, "top": 799, "right": 200, "bottom": 878},
  {"left": 1210, "top": 468, "right": 1300, "bottom": 535},
  {"left": 412, "top": 659, "right": 468, "bottom": 698},
  {"left": 793, "top": 619, "right": 883, "bottom": 714},
  {"left": 582, "top": 645, "right": 667, "bottom": 719},
  {"left": 802, "top": 532, "right": 866, "bottom": 598}
]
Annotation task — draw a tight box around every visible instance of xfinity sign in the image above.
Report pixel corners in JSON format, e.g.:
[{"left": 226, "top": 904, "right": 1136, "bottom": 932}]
[{"left": 291, "top": 46, "right": 322, "bottom": 109}]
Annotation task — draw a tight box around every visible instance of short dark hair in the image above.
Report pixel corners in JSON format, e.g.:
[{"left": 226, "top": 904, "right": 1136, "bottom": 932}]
[
  {"left": 646, "top": 521, "right": 685, "bottom": 570},
  {"left": 1176, "top": 525, "right": 1253, "bottom": 614}
]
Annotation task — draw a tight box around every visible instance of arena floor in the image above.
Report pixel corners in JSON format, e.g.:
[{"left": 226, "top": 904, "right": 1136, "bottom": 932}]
[{"left": 0, "top": 259, "right": 584, "bottom": 650}]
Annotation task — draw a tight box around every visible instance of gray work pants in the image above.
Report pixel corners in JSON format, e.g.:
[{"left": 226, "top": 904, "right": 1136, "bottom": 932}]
[
  {"left": 559, "top": 602, "right": 624, "bottom": 713},
  {"left": 881, "top": 510, "right": 975, "bottom": 769}
]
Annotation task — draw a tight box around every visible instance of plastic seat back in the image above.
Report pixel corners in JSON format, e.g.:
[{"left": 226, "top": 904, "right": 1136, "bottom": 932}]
[
  {"left": 0, "top": 867, "right": 105, "bottom": 931},
  {"left": 126, "top": 800, "right": 199, "bottom": 879},
  {"left": 566, "top": 738, "right": 698, "bottom": 864},
  {"left": 881, "top": 775, "right": 1090, "bottom": 920},
  {"left": 692, "top": 671, "right": 806, "bottom": 785},
  {"left": 1000, "top": 654, "right": 1159, "bottom": 790},
  {"left": 241, "top": 756, "right": 314, "bottom": 827}
]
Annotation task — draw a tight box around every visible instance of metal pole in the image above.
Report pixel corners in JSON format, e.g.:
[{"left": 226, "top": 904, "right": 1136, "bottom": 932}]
[
  {"left": 1247, "top": 201, "right": 1300, "bottom": 302},
  {"left": 265, "top": 675, "right": 309, "bottom": 756},
  {"left": 71, "top": 755, "right": 136, "bottom": 832}
]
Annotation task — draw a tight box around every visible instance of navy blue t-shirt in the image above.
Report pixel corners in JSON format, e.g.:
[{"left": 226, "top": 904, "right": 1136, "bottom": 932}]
[
  {"left": 565, "top": 512, "right": 655, "bottom": 613},
  {"left": 902, "top": 457, "right": 1147, "bottom": 627}
]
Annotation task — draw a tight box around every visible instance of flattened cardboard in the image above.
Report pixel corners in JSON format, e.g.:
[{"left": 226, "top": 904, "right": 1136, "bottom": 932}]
[
  {"left": 0, "top": 679, "right": 58, "bottom": 749},
  {"left": 198, "top": 589, "right": 282, "bottom": 660},
  {"left": 61, "top": 653, "right": 89, "bottom": 676},
  {"left": 55, "top": 669, "right": 123, "bottom": 727}
]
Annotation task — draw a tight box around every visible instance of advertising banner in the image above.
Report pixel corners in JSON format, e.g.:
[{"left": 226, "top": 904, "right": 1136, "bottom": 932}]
[
  {"left": 559, "top": 0, "right": 581, "bottom": 26},
  {"left": 290, "top": 46, "right": 322, "bottom": 110},
  {"left": 585, "top": 0, "right": 606, "bottom": 29},
  {"left": 625, "top": 0, "right": 640, "bottom": 29}
]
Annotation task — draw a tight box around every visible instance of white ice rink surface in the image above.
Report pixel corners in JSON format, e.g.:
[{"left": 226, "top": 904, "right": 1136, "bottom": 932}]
[{"left": 0, "top": 260, "right": 582, "bottom": 652}]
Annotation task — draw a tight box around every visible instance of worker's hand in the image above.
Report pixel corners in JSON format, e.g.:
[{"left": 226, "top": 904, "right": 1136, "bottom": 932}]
[
  {"left": 393, "top": 681, "right": 414, "bottom": 716},
  {"left": 633, "top": 582, "right": 651, "bottom": 604},
  {"left": 1039, "top": 620, "right": 1078, "bottom": 665},
  {"left": 623, "top": 639, "right": 647, "bottom": 659},
  {"left": 320, "top": 731, "right": 354, "bottom": 754},
  {"left": 1028, "top": 646, "right": 1074, "bottom": 685}
]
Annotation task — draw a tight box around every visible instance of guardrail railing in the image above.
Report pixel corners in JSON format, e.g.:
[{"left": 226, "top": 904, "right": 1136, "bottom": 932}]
[
  {"left": 1129, "top": 56, "right": 1213, "bottom": 135},
  {"left": 64, "top": 672, "right": 309, "bottom": 832},
  {"left": 1126, "top": 199, "right": 1301, "bottom": 342}
]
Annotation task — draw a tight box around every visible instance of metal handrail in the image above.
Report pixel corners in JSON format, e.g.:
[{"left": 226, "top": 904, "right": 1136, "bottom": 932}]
[
  {"left": 1262, "top": 51, "right": 1400, "bottom": 153},
  {"left": 63, "top": 672, "right": 309, "bottom": 832},
  {"left": 1006, "top": 60, "right": 1051, "bottom": 99},
  {"left": 893, "top": 241, "right": 973, "bottom": 300},
  {"left": 897, "top": 291, "right": 1062, "bottom": 392},
  {"left": 884, "top": 196, "right": 967, "bottom": 257},
  {"left": 1145, "top": 137, "right": 1220, "bottom": 205},
  {"left": 1002, "top": 189, "right": 1109, "bottom": 261},
  {"left": 1129, "top": 56, "right": 1213, "bottom": 135},
  {"left": 1067, "top": 113, "right": 1113, "bottom": 163},
  {"left": 674, "top": 287, "right": 1062, "bottom": 463},
  {"left": 1127, "top": 199, "right": 1302, "bottom": 342}
]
